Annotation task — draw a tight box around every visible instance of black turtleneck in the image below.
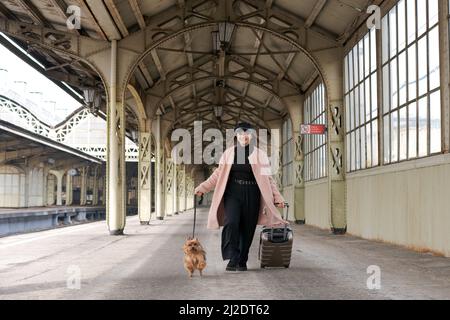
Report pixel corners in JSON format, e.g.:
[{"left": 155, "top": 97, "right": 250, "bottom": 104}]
[{"left": 229, "top": 143, "right": 256, "bottom": 181}]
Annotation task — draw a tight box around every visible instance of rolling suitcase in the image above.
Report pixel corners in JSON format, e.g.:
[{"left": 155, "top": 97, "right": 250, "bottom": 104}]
[{"left": 258, "top": 203, "right": 293, "bottom": 268}]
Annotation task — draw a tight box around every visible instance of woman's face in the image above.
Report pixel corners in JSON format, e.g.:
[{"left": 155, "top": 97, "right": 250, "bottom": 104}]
[{"left": 236, "top": 129, "right": 253, "bottom": 146}]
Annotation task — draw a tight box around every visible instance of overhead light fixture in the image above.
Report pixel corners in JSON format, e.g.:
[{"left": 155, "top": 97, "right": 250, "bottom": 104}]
[
  {"left": 212, "top": 22, "right": 235, "bottom": 53},
  {"left": 214, "top": 105, "right": 223, "bottom": 119},
  {"left": 92, "top": 92, "right": 102, "bottom": 116},
  {"left": 83, "top": 88, "right": 96, "bottom": 109},
  {"left": 212, "top": 31, "right": 220, "bottom": 53},
  {"left": 83, "top": 88, "right": 95, "bottom": 103},
  {"left": 218, "top": 22, "right": 235, "bottom": 44},
  {"left": 131, "top": 130, "right": 138, "bottom": 144}
]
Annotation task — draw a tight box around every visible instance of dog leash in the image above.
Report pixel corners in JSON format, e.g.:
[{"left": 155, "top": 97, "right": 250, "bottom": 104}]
[{"left": 192, "top": 194, "right": 203, "bottom": 238}]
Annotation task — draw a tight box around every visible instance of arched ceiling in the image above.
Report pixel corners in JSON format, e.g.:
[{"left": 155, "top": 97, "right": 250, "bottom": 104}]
[{"left": 0, "top": 0, "right": 380, "bottom": 135}]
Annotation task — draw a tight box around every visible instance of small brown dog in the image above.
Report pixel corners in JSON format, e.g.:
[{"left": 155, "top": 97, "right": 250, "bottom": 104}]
[{"left": 183, "top": 237, "right": 207, "bottom": 278}]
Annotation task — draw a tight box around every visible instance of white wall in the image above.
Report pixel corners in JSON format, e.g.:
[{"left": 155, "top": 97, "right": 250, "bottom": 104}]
[
  {"left": 305, "top": 178, "right": 329, "bottom": 229},
  {"left": 26, "top": 167, "right": 46, "bottom": 207},
  {"left": 0, "top": 165, "right": 25, "bottom": 207},
  {"left": 347, "top": 155, "right": 450, "bottom": 257}
]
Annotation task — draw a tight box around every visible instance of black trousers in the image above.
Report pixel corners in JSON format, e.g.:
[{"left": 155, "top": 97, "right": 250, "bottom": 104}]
[{"left": 221, "top": 181, "right": 261, "bottom": 264}]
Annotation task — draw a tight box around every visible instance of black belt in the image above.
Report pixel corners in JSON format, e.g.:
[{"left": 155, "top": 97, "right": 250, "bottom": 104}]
[{"left": 233, "top": 179, "right": 257, "bottom": 185}]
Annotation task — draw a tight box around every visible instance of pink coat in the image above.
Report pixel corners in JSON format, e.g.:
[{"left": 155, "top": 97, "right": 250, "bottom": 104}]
[{"left": 195, "top": 146, "right": 288, "bottom": 230}]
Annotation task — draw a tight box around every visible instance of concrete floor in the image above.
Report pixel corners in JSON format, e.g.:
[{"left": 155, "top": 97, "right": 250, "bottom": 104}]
[{"left": 0, "top": 207, "right": 449, "bottom": 300}]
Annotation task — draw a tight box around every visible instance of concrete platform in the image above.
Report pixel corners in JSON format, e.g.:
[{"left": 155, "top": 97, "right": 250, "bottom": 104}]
[
  {"left": 0, "top": 206, "right": 106, "bottom": 237},
  {"left": 0, "top": 207, "right": 449, "bottom": 300},
  {"left": 0, "top": 206, "right": 139, "bottom": 237}
]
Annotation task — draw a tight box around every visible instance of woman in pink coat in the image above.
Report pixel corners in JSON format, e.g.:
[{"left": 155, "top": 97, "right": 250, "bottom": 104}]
[{"left": 194, "top": 122, "right": 288, "bottom": 271}]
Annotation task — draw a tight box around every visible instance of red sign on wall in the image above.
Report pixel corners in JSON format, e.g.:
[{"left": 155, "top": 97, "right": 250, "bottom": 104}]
[{"left": 300, "top": 124, "right": 327, "bottom": 135}]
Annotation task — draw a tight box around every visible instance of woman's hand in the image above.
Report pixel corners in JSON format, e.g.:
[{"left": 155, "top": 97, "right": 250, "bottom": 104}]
[
  {"left": 275, "top": 202, "right": 286, "bottom": 208},
  {"left": 194, "top": 186, "right": 203, "bottom": 197}
]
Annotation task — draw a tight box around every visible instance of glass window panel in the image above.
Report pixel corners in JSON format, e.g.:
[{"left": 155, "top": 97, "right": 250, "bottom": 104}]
[
  {"left": 389, "top": 8, "right": 398, "bottom": 58},
  {"left": 373, "top": 120, "right": 379, "bottom": 166},
  {"left": 349, "top": 50, "right": 354, "bottom": 89},
  {"left": 399, "top": 106, "right": 407, "bottom": 160},
  {"left": 344, "top": 56, "right": 349, "bottom": 93},
  {"left": 390, "top": 58, "right": 398, "bottom": 110},
  {"left": 361, "top": 126, "right": 366, "bottom": 169},
  {"left": 384, "top": 115, "right": 391, "bottom": 163},
  {"left": 359, "top": 40, "right": 365, "bottom": 82},
  {"left": 407, "top": 0, "right": 416, "bottom": 45},
  {"left": 351, "top": 131, "right": 356, "bottom": 171},
  {"left": 360, "top": 82, "right": 365, "bottom": 125},
  {"left": 418, "top": 96, "right": 428, "bottom": 157},
  {"left": 366, "top": 123, "right": 372, "bottom": 167},
  {"left": 408, "top": 102, "right": 417, "bottom": 159},
  {"left": 364, "top": 34, "right": 370, "bottom": 78},
  {"left": 408, "top": 44, "right": 417, "bottom": 100},
  {"left": 417, "top": 0, "right": 427, "bottom": 36},
  {"left": 391, "top": 110, "right": 399, "bottom": 162},
  {"left": 355, "top": 128, "right": 361, "bottom": 170},
  {"left": 398, "top": 51, "right": 407, "bottom": 106},
  {"left": 365, "top": 79, "right": 371, "bottom": 122},
  {"left": 418, "top": 35, "right": 428, "bottom": 97},
  {"left": 382, "top": 16, "right": 389, "bottom": 64},
  {"left": 398, "top": 0, "right": 406, "bottom": 51},
  {"left": 370, "top": 28, "right": 377, "bottom": 72},
  {"left": 383, "top": 65, "right": 390, "bottom": 114},
  {"left": 355, "top": 85, "right": 360, "bottom": 128},
  {"left": 428, "top": 27, "right": 440, "bottom": 90},
  {"left": 430, "top": 90, "right": 441, "bottom": 154},
  {"left": 345, "top": 134, "right": 352, "bottom": 172},
  {"left": 371, "top": 73, "right": 378, "bottom": 119},
  {"left": 353, "top": 46, "right": 359, "bottom": 84},
  {"left": 428, "top": 0, "right": 439, "bottom": 28},
  {"left": 345, "top": 94, "right": 350, "bottom": 132}
]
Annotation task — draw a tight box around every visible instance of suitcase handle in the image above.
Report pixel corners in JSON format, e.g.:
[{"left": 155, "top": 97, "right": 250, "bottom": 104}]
[
  {"left": 272, "top": 202, "right": 289, "bottom": 240},
  {"left": 274, "top": 202, "right": 289, "bottom": 220}
]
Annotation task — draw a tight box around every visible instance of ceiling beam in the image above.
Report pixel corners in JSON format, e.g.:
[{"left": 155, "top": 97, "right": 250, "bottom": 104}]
[
  {"left": 138, "top": 62, "right": 154, "bottom": 87},
  {"left": 304, "top": 0, "right": 327, "bottom": 29},
  {"left": 104, "top": 0, "right": 129, "bottom": 37},
  {"left": 129, "top": 0, "right": 146, "bottom": 30},
  {"left": 151, "top": 50, "right": 166, "bottom": 81},
  {"left": 0, "top": 2, "right": 18, "bottom": 20},
  {"left": 16, "top": 0, "right": 53, "bottom": 28},
  {"left": 72, "top": 0, "right": 108, "bottom": 40}
]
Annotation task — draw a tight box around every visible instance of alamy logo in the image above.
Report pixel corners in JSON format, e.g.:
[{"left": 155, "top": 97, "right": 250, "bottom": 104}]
[
  {"left": 66, "top": 5, "right": 81, "bottom": 30},
  {"left": 366, "top": 265, "right": 381, "bottom": 290},
  {"left": 67, "top": 265, "right": 81, "bottom": 290},
  {"left": 366, "top": 5, "right": 381, "bottom": 30}
]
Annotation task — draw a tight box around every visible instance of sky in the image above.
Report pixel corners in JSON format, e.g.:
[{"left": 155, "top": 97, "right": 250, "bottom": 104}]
[{"left": 0, "top": 33, "right": 82, "bottom": 126}]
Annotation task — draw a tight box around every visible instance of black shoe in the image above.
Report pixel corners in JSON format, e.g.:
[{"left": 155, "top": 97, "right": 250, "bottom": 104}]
[
  {"left": 226, "top": 261, "right": 237, "bottom": 271},
  {"left": 237, "top": 263, "right": 247, "bottom": 271}
]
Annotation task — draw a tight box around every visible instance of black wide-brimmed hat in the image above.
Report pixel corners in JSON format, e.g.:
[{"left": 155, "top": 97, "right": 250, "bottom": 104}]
[{"left": 234, "top": 122, "right": 254, "bottom": 131}]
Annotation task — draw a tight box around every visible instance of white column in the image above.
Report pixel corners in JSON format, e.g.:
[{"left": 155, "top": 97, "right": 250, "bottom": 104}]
[
  {"left": 173, "top": 164, "right": 178, "bottom": 214},
  {"left": 66, "top": 173, "right": 73, "bottom": 206},
  {"left": 56, "top": 176, "right": 62, "bottom": 206},
  {"left": 138, "top": 131, "right": 152, "bottom": 224},
  {"left": 107, "top": 39, "right": 126, "bottom": 235},
  {"left": 80, "top": 167, "right": 88, "bottom": 206},
  {"left": 165, "top": 158, "right": 174, "bottom": 216},
  {"left": 178, "top": 165, "right": 185, "bottom": 213},
  {"left": 92, "top": 166, "right": 99, "bottom": 206},
  {"left": 154, "top": 114, "right": 165, "bottom": 220}
]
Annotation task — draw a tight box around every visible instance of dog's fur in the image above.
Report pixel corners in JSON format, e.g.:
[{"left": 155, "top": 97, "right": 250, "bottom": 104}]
[{"left": 183, "top": 237, "right": 207, "bottom": 278}]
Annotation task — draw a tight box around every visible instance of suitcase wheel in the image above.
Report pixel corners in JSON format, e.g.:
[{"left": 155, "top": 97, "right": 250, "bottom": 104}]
[{"left": 284, "top": 265, "right": 290, "bottom": 268}]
